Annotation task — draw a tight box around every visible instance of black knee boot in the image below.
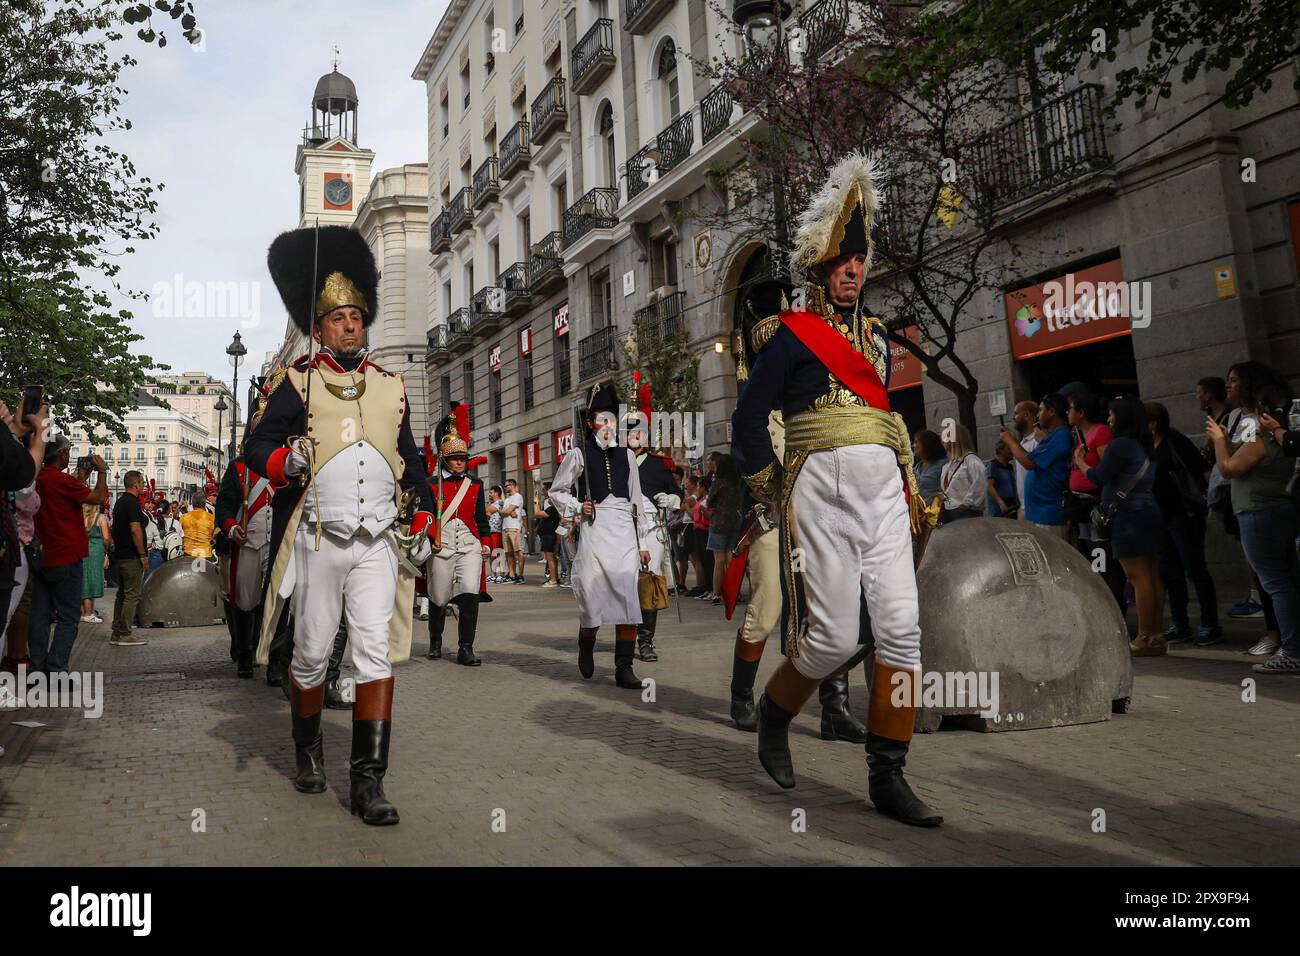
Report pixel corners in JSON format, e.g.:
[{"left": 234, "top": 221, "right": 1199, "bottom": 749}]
[
  {"left": 730, "top": 653, "right": 760, "bottom": 732},
  {"left": 235, "top": 608, "right": 255, "bottom": 679},
  {"left": 757, "top": 693, "right": 797, "bottom": 789},
  {"left": 266, "top": 607, "right": 293, "bottom": 688},
  {"left": 819, "top": 674, "right": 868, "bottom": 743},
  {"left": 289, "top": 681, "right": 326, "bottom": 794},
  {"left": 427, "top": 604, "right": 446, "bottom": 659},
  {"left": 614, "top": 637, "right": 642, "bottom": 689},
  {"left": 636, "top": 610, "right": 658, "bottom": 661},
  {"left": 350, "top": 678, "right": 399, "bottom": 826},
  {"left": 866, "top": 734, "right": 943, "bottom": 827},
  {"left": 324, "top": 622, "right": 351, "bottom": 709},
  {"left": 578, "top": 631, "right": 596, "bottom": 679},
  {"left": 456, "top": 597, "right": 481, "bottom": 666}
]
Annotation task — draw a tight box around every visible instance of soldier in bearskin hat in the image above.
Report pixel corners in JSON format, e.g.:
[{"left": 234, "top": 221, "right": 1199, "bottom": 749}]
[
  {"left": 549, "top": 380, "right": 652, "bottom": 688},
  {"left": 425, "top": 401, "right": 492, "bottom": 666},
  {"left": 245, "top": 224, "right": 436, "bottom": 826},
  {"left": 731, "top": 153, "right": 942, "bottom": 827}
]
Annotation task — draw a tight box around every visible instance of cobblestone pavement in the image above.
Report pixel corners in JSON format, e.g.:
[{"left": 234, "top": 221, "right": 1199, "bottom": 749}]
[{"left": 2, "top": 580, "right": 1297, "bottom": 866}]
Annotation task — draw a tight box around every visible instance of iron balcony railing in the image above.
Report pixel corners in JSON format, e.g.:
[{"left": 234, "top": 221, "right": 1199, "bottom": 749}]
[
  {"left": 472, "top": 285, "right": 504, "bottom": 318},
  {"left": 571, "top": 18, "right": 615, "bottom": 95},
  {"left": 623, "top": 0, "right": 673, "bottom": 35},
  {"left": 564, "top": 187, "right": 619, "bottom": 246},
  {"left": 626, "top": 109, "right": 695, "bottom": 202},
  {"left": 527, "top": 231, "right": 565, "bottom": 289},
  {"left": 498, "top": 262, "right": 531, "bottom": 312},
  {"left": 634, "top": 291, "right": 686, "bottom": 350},
  {"left": 700, "top": 85, "right": 734, "bottom": 146},
  {"left": 448, "top": 186, "right": 473, "bottom": 233},
  {"left": 530, "top": 74, "right": 567, "bottom": 146},
  {"left": 446, "top": 307, "right": 471, "bottom": 346},
  {"left": 471, "top": 155, "right": 499, "bottom": 207},
  {"left": 967, "top": 83, "right": 1110, "bottom": 212},
  {"left": 500, "top": 120, "right": 530, "bottom": 178},
  {"left": 802, "top": 0, "right": 850, "bottom": 64},
  {"left": 578, "top": 325, "right": 618, "bottom": 381},
  {"left": 430, "top": 210, "right": 451, "bottom": 252},
  {"left": 427, "top": 325, "right": 451, "bottom": 355}
]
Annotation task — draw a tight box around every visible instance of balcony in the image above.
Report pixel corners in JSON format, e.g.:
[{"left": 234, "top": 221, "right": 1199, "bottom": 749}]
[
  {"left": 530, "top": 74, "right": 567, "bottom": 148},
  {"left": 967, "top": 83, "right": 1110, "bottom": 213},
  {"left": 578, "top": 325, "right": 619, "bottom": 381},
  {"left": 446, "top": 308, "right": 473, "bottom": 354},
  {"left": 471, "top": 285, "right": 505, "bottom": 335},
  {"left": 563, "top": 187, "right": 619, "bottom": 247},
  {"left": 498, "top": 262, "right": 532, "bottom": 316},
  {"left": 700, "top": 85, "right": 734, "bottom": 146},
  {"left": 626, "top": 110, "right": 694, "bottom": 202},
  {"left": 500, "top": 120, "right": 530, "bottom": 178},
  {"left": 633, "top": 291, "right": 686, "bottom": 351},
  {"left": 623, "top": 0, "right": 673, "bottom": 35},
  {"left": 426, "top": 324, "right": 451, "bottom": 361},
  {"left": 430, "top": 210, "right": 451, "bottom": 254},
  {"left": 802, "top": 0, "right": 850, "bottom": 64},
  {"left": 448, "top": 186, "right": 473, "bottom": 233},
  {"left": 571, "top": 18, "right": 615, "bottom": 96},
  {"left": 471, "top": 155, "right": 499, "bottom": 208},
  {"left": 527, "top": 231, "right": 565, "bottom": 294}
]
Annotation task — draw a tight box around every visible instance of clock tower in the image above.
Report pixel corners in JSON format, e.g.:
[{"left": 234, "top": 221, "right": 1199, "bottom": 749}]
[{"left": 295, "top": 62, "right": 375, "bottom": 228}]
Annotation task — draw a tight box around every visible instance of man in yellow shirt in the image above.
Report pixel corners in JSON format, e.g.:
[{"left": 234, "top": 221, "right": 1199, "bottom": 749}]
[{"left": 180, "top": 495, "right": 215, "bottom": 559}]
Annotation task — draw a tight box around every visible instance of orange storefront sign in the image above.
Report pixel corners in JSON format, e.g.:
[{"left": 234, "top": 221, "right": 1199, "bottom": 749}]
[
  {"left": 1004, "top": 258, "right": 1131, "bottom": 361},
  {"left": 887, "top": 325, "right": 923, "bottom": 392}
]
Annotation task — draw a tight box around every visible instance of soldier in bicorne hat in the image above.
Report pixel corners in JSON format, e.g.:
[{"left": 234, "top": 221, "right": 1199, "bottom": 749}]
[{"left": 731, "top": 153, "right": 942, "bottom": 827}]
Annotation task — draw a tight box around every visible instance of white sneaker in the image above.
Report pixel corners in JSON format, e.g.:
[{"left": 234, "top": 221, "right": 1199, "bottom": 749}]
[
  {"left": 541, "top": 581, "right": 558, "bottom": 588},
  {"left": 80, "top": 614, "right": 97, "bottom": 623},
  {"left": 112, "top": 636, "right": 147, "bottom": 646},
  {"left": 1248, "top": 637, "right": 1281, "bottom": 657}
]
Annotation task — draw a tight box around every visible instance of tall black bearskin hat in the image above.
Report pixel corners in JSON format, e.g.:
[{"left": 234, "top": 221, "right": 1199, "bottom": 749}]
[
  {"left": 737, "top": 273, "right": 795, "bottom": 383},
  {"left": 584, "top": 380, "right": 620, "bottom": 429},
  {"left": 267, "top": 225, "right": 380, "bottom": 333}
]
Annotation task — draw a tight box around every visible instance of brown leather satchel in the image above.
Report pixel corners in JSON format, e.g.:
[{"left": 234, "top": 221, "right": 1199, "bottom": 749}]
[{"left": 638, "top": 568, "right": 669, "bottom": 611}]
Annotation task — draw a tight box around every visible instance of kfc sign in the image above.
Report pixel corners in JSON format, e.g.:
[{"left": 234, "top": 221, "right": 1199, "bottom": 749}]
[
  {"left": 554, "top": 427, "right": 573, "bottom": 462},
  {"left": 553, "top": 302, "right": 570, "bottom": 337},
  {"left": 489, "top": 345, "right": 502, "bottom": 373},
  {"left": 519, "top": 327, "right": 533, "bottom": 356},
  {"left": 521, "top": 439, "right": 541, "bottom": 470}
]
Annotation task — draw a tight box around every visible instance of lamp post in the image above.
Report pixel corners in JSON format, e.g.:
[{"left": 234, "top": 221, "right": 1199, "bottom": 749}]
[
  {"left": 732, "top": 0, "right": 793, "bottom": 278},
  {"left": 213, "top": 394, "right": 228, "bottom": 474},
  {"left": 225, "top": 331, "right": 247, "bottom": 464}
]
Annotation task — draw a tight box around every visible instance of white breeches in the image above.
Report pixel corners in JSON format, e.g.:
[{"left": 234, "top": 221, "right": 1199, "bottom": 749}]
[
  {"left": 426, "top": 519, "right": 482, "bottom": 606},
  {"left": 290, "top": 526, "right": 397, "bottom": 687},
  {"left": 739, "top": 524, "right": 781, "bottom": 644},
  {"left": 232, "top": 544, "right": 269, "bottom": 612},
  {"left": 789, "top": 444, "right": 921, "bottom": 678}
]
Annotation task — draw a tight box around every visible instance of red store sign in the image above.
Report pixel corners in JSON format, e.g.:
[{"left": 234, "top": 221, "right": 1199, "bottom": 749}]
[
  {"left": 519, "top": 327, "right": 533, "bottom": 356},
  {"left": 521, "top": 439, "right": 541, "bottom": 471},
  {"left": 553, "top": 302, "right": 570, "bottom": 337},
  {"left": 1004, "top": 258, "right": 1131, "bottom": 361},
  {"left": 887, "top": 325, "right": 923, "bottom": 392},
  {"left": 554, "top": 427, "right": 573, "bottom": 462},
  {"left": 489, "top": 345, "right": 502, "bottom": 373}
]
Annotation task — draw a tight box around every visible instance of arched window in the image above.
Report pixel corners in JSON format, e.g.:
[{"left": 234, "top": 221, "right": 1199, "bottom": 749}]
[
  {"left": 598, "top": 102, "right": 617, "bottom": 190},
  {"left": 657, "top": 39, "right": 680, "bottom": 123}
]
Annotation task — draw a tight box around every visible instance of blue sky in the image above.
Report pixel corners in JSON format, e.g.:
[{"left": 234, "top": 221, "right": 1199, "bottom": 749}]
[{"left": 103, "top": 0, "right": 448, "bottom": 380}]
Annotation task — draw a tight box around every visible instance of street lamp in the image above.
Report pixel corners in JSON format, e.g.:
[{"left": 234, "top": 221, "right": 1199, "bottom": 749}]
[
  {"left": 225, "top": 331, "right": 247, "bottom": 464},
  {"left": 213, "top": 394, "right": 228, "bottom": 474},
  {"left": 732, "top": 0, "right": 793, "bottom": 278}
]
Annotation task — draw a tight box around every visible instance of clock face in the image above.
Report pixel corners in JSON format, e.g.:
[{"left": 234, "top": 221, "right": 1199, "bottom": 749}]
[{"left": 324, "top": 176, "right": 352, "bottom": 206}]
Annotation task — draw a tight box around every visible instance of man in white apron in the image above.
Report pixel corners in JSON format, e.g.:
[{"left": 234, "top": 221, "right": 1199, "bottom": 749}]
[{"left": 550, "top": 382, "right": 651, "bottom": 688}]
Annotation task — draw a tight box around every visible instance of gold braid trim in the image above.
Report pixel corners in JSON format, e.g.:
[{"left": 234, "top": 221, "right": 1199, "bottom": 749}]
[{"left": 743, "top": 459, "right": 781, "bottom": 506}]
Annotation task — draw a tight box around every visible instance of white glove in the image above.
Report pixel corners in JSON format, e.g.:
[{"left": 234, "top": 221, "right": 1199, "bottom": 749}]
[
  {"left": 283, "top": 438, "right": 312, "bottom": 477},
  {"left": 654, "top": 492, "right": 681, "bottom": 511},
  {"left": 410, "top": 534, "right": 432, "bottom": 565}
]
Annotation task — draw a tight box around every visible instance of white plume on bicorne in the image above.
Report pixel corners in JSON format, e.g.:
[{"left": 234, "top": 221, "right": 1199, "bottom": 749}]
[{"left": 790, "top": 150, "right": 882, "bottom": 271}]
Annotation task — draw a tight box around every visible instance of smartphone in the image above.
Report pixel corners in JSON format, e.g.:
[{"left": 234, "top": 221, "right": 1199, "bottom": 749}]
[
  {"left": 20, "top": 385, "right": 43, "bottom": 420},
  {"left": 76, "top": 456, "right": 93, "bottom": 472},
  {"left": 1075, "top": 426, "right": 1089, "bottom": 453}
]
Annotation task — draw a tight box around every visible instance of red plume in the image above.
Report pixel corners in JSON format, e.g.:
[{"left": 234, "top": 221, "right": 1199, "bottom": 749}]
[
  {"left": 638, "top": 381, "right": 652, "bottom": 434},
  {"left": 467, "top": 454, "right": 487, "bottom": 470},
  {"left": 423, "top": 433, "right": 434, "bottom": 463},
  {"left": 453, "top": 402, "right": 471, "bottom": 445}
]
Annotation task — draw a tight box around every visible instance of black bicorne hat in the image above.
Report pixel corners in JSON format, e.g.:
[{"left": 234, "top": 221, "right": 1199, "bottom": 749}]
[
  {"left": 267, "top": 225, "right": 380, "bottom": 333},
  {"left": 584, "top": 380, "right": 620, "bottom": 421}
]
